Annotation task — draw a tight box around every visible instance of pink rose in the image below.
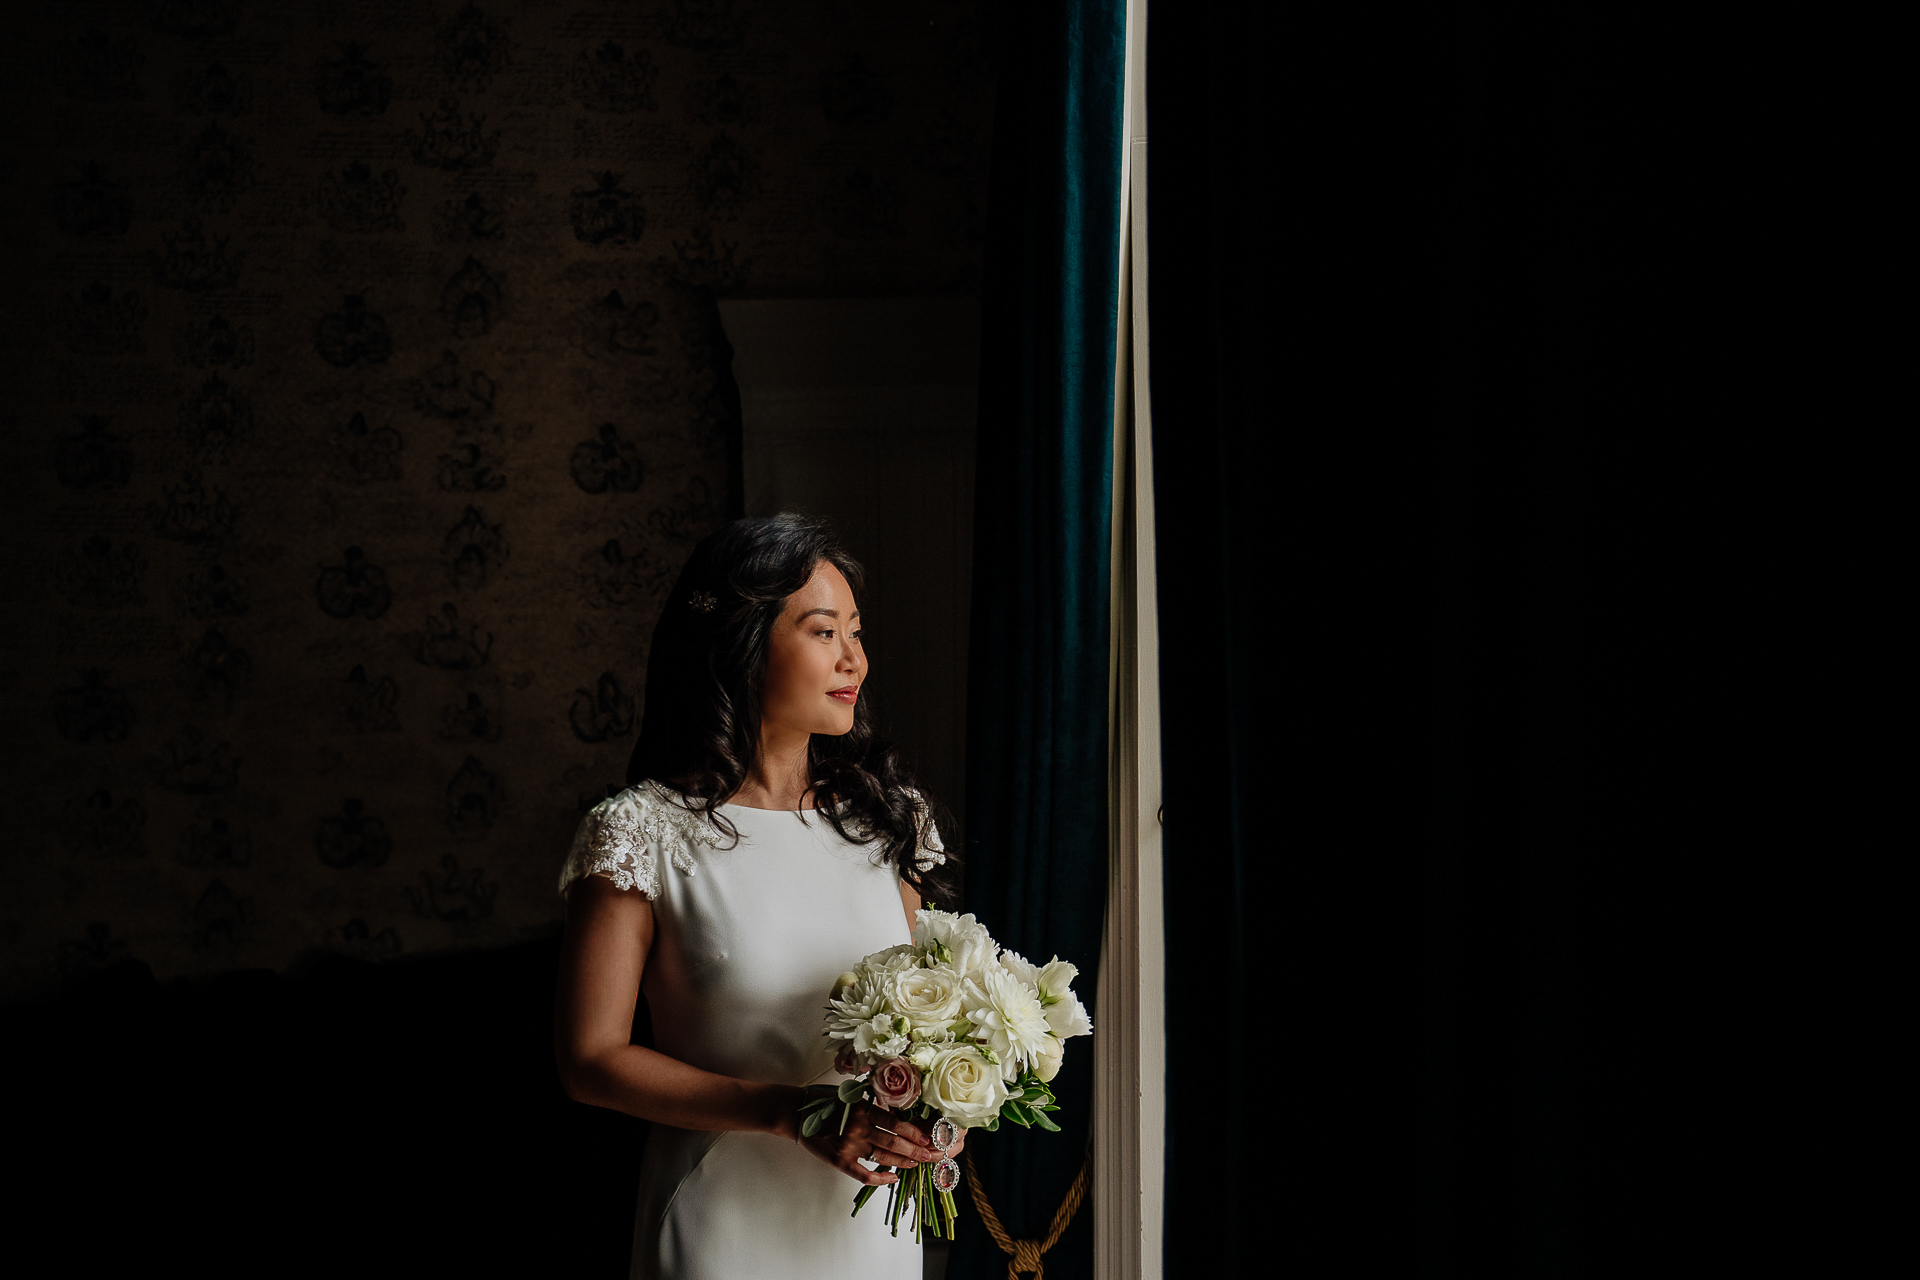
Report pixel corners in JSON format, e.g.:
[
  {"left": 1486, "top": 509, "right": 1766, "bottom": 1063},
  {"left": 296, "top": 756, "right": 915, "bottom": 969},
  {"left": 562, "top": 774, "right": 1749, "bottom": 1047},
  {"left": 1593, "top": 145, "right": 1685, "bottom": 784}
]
[
  {"left": 869, "top": 1056, "right": 921, "bottom": 1110},
  {"left": 834, "top": 1042, "right": 867, "bottom": 1078}
]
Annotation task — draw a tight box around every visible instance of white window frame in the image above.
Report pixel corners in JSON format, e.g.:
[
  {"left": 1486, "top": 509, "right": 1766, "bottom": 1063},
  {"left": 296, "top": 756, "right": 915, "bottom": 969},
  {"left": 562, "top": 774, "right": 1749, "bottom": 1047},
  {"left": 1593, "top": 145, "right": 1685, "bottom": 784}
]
[{"left": 1092, "top": 2, "right": 1164, "bottom": 1276}]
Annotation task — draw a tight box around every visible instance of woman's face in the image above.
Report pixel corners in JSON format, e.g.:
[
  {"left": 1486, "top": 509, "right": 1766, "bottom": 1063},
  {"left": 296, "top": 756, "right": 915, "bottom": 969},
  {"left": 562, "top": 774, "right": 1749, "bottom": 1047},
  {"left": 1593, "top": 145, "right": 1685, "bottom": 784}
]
[{"left": 760, "top": 559, "right": 864, "bottom": 739}]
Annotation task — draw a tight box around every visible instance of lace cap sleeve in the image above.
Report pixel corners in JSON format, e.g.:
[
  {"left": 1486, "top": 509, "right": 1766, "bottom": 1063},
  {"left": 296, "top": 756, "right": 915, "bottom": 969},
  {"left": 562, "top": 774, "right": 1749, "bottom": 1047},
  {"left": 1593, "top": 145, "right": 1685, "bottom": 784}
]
[
  {"left": 557, "top": 782, "right": 720, "bottom": 899},
  {"left": 559, "top": 790, "right": 658, "bottom": 898}
]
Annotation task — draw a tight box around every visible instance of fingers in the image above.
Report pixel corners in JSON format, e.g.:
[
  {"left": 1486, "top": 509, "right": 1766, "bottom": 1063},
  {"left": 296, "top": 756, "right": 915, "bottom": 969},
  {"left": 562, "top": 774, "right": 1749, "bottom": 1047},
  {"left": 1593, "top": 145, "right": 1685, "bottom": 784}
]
[
  {"left": 887, "top": 1118, "right": 932, "bottom": 1151},
  {"left": 865, "top": 1129, "right": 934, "bottom": 1167},
  {"left": 845, "top": 1158, "right": 898, "bottom": 1187},
  {"left": 800, "top": 1103, "right": 954, "bottom": 1184},
  {"left": 858, "top": 1110, "right": 939, "bottom": 1165},
  {"left": 803, "top": 1132, "right": 900, "bottom": 1185}
]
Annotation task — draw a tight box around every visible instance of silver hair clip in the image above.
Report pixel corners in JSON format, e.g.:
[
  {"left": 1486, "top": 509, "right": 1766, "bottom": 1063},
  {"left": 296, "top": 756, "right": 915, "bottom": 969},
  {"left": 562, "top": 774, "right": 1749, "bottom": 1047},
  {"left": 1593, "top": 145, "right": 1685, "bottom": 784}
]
[{"left": 689, "top": 591, "right": 717, "bottom": 613}]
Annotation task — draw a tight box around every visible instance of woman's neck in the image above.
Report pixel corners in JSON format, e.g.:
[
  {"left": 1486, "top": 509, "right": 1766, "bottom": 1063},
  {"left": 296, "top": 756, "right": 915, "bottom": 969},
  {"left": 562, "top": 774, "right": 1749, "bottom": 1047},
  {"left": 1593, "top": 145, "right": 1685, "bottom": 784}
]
[{"left": 727, "top": 731, "right": 813, "bottom": 810}]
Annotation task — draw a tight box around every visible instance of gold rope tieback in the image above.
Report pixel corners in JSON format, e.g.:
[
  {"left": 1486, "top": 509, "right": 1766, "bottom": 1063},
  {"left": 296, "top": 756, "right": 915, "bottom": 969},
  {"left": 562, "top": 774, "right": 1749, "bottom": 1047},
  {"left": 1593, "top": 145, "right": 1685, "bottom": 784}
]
[{"left": 962, "top": 1150, "right": 1092, "bottom": 1280}]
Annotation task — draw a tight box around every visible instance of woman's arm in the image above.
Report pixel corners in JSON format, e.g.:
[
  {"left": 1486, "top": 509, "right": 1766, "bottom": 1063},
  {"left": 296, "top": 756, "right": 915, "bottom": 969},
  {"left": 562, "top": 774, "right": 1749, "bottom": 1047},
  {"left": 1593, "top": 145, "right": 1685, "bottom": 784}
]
[
  {"left": 555, "top": 875, "right": 943, "bottom": 1181},
  {"left": 555, "top": 875, "right": 797, "bottom": 1134}
]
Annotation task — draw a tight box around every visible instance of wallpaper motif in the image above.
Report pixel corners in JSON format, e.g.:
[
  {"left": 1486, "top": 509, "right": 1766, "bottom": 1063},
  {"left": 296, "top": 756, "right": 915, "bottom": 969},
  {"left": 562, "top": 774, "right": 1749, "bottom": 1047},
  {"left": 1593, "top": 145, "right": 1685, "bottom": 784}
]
[{"left": 0, "top": 0, "right": 992, "bottom": 1001}]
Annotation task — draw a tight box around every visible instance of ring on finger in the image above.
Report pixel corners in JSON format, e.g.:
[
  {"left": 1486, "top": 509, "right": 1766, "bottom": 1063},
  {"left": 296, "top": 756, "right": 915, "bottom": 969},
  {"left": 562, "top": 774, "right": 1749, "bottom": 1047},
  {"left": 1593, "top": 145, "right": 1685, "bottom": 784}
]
[{"left": 874, "top": 1123, "right": 926, "bottom": 1160}]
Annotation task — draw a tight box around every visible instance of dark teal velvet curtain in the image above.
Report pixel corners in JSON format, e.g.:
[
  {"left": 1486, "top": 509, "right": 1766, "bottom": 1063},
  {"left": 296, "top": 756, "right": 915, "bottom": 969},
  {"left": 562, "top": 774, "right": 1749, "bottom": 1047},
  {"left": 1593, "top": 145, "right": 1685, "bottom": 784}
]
[{"left": 952, "top": 2, "right": 1124, "bottom": 1278}]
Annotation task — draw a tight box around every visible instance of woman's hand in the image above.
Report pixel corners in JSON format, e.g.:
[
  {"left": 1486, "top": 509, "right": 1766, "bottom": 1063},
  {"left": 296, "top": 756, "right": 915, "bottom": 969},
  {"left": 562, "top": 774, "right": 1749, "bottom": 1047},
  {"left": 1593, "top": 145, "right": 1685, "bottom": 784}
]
[{"left": 799, "top": 1102, "right": 946, "bottom": 1186}]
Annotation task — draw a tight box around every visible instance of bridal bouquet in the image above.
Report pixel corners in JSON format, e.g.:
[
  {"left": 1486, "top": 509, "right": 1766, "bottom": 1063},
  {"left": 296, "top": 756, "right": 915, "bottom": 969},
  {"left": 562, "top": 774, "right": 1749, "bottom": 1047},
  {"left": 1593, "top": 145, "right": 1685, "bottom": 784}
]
[{"left": 798, "top": 908, "right": 1093, "bottom": 1241}]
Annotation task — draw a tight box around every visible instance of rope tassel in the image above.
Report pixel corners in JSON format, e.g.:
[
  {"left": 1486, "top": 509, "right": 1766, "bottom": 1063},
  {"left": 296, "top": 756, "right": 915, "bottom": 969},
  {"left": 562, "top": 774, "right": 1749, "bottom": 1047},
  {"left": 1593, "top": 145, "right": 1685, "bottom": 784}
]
[{"left": 962, "top": 1151, "right": 1092, "bottom": 1280}]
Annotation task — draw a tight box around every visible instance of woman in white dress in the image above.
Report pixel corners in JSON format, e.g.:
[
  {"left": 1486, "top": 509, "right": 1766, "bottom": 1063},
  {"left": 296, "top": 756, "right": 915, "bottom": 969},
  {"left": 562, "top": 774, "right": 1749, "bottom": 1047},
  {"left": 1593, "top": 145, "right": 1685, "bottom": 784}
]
[{"left": 555, "top": 515, "right": 964, "bottom": 1279}]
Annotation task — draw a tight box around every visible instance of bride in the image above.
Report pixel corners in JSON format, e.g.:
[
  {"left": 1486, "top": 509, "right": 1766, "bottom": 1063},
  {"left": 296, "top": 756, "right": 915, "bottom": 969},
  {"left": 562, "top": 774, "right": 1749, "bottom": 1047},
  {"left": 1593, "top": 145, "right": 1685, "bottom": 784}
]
[{"left": 555, "top": 514, "right": 965, "bottom": 1279}]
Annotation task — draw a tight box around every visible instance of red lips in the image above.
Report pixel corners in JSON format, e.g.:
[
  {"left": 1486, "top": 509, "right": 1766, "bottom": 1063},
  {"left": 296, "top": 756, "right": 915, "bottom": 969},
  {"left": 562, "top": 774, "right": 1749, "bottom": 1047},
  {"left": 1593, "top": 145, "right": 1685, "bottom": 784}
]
[{"left": 828, "top": 686, "right": 859, "bottom": 703}]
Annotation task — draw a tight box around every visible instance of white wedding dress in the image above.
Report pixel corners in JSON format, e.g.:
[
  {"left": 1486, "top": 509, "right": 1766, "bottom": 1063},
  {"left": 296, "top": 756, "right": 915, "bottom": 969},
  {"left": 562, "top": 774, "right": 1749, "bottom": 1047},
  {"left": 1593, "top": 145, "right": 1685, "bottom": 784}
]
[{"left": 560, "top": 781, "right": 944, "bottom": 1280}]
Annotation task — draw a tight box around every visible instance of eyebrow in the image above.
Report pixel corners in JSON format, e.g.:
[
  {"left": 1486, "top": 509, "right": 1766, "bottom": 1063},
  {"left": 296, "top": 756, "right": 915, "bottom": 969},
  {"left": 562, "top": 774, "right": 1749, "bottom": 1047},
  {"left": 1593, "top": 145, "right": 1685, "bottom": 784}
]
[{"left": 796, "top": 607, "right": 860, "bottom": 622}]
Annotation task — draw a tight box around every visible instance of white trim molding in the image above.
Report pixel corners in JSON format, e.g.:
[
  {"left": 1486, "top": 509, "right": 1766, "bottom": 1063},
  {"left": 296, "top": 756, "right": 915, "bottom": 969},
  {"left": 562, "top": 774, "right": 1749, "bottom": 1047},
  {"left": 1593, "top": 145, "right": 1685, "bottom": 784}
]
[{"left": 1093, "top": 2, "right": 1164, "bottom": 1276}]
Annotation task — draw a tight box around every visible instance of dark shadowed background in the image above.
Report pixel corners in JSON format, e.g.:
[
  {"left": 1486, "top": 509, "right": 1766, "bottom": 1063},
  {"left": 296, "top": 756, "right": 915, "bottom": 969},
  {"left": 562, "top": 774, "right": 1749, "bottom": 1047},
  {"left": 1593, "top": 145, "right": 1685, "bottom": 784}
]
[
  {"left": 0, "top": 2, "right": 991, "bottom": 1272},
  {"left": 1, "top": 3, "right": 1722, "bottom": 1277}
]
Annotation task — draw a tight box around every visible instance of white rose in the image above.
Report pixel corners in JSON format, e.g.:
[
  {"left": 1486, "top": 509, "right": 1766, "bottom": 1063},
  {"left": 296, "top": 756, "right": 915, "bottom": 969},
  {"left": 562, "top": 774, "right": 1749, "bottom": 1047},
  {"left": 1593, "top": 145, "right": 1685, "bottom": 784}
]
[
  {"left": 1031, "top": 1033, "right": 1065, "bottom": 1083},
  {"left": 909, "top": 1042, "right": 940, "bottom": 1071},
  {"left": 922, "top": 1045, "right": 1010, "bottom": 1127},
  {"left": 964, "top": 964, "right": 1054, "bottom": 1078},
  {"left": 867, "top": 943, "right": 918, "bottom": 972},
  {"left": 913, "top": 909, "right": 998, "bottom": 976},
  {"left": 890, "top": 965, "right": 964, "bottom": 1033}
]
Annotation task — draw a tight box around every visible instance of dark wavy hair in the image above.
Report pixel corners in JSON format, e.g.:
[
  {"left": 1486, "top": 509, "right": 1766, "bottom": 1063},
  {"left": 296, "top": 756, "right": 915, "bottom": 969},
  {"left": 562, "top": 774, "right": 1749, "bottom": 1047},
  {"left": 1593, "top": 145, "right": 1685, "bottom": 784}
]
[{"left": 625, "top": 514, "right": 958, "bottom": 903}]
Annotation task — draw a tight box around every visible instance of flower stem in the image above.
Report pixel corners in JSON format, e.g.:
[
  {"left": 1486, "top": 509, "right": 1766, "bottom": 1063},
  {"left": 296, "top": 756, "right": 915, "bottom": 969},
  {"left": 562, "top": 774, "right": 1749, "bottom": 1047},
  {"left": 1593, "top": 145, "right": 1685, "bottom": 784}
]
[{"left": 919, "top": 1164, "right": 932, "bottom": 1237}]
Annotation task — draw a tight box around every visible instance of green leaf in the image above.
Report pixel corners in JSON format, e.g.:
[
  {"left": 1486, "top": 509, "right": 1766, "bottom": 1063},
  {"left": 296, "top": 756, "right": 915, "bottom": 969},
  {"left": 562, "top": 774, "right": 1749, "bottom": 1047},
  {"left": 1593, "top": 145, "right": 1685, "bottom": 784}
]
[
  {"left": 984, "top": 1116, "right": 1000, "bottom": 1133},
  {"left": 1031, "top": 1109, "right": 1062, "bottom": 1132},
  {"left": 1002, "top": 1101, "right": 1033, "bottom": 1128},
  {"left": 801, "top": 1109, "right": 828, "bottom": 1138},
  {"left": 838, "top": 1078, "right": 868, "bottom": 1104}
]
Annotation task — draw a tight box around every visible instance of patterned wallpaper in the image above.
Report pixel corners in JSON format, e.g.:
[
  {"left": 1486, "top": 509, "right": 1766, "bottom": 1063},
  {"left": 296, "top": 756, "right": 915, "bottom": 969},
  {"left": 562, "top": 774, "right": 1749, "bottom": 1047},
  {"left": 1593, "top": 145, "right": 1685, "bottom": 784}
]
[{"left": 0, "top": 0, "right": 993, "bottom": 1002}]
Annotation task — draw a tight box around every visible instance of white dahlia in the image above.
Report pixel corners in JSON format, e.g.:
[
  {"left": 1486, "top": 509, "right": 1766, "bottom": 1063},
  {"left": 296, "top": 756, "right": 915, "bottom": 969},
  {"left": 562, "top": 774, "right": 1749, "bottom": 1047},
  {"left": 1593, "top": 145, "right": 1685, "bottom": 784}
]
[{"left": 964, "top": 963, "right": 1054, "bottom": 1078}]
